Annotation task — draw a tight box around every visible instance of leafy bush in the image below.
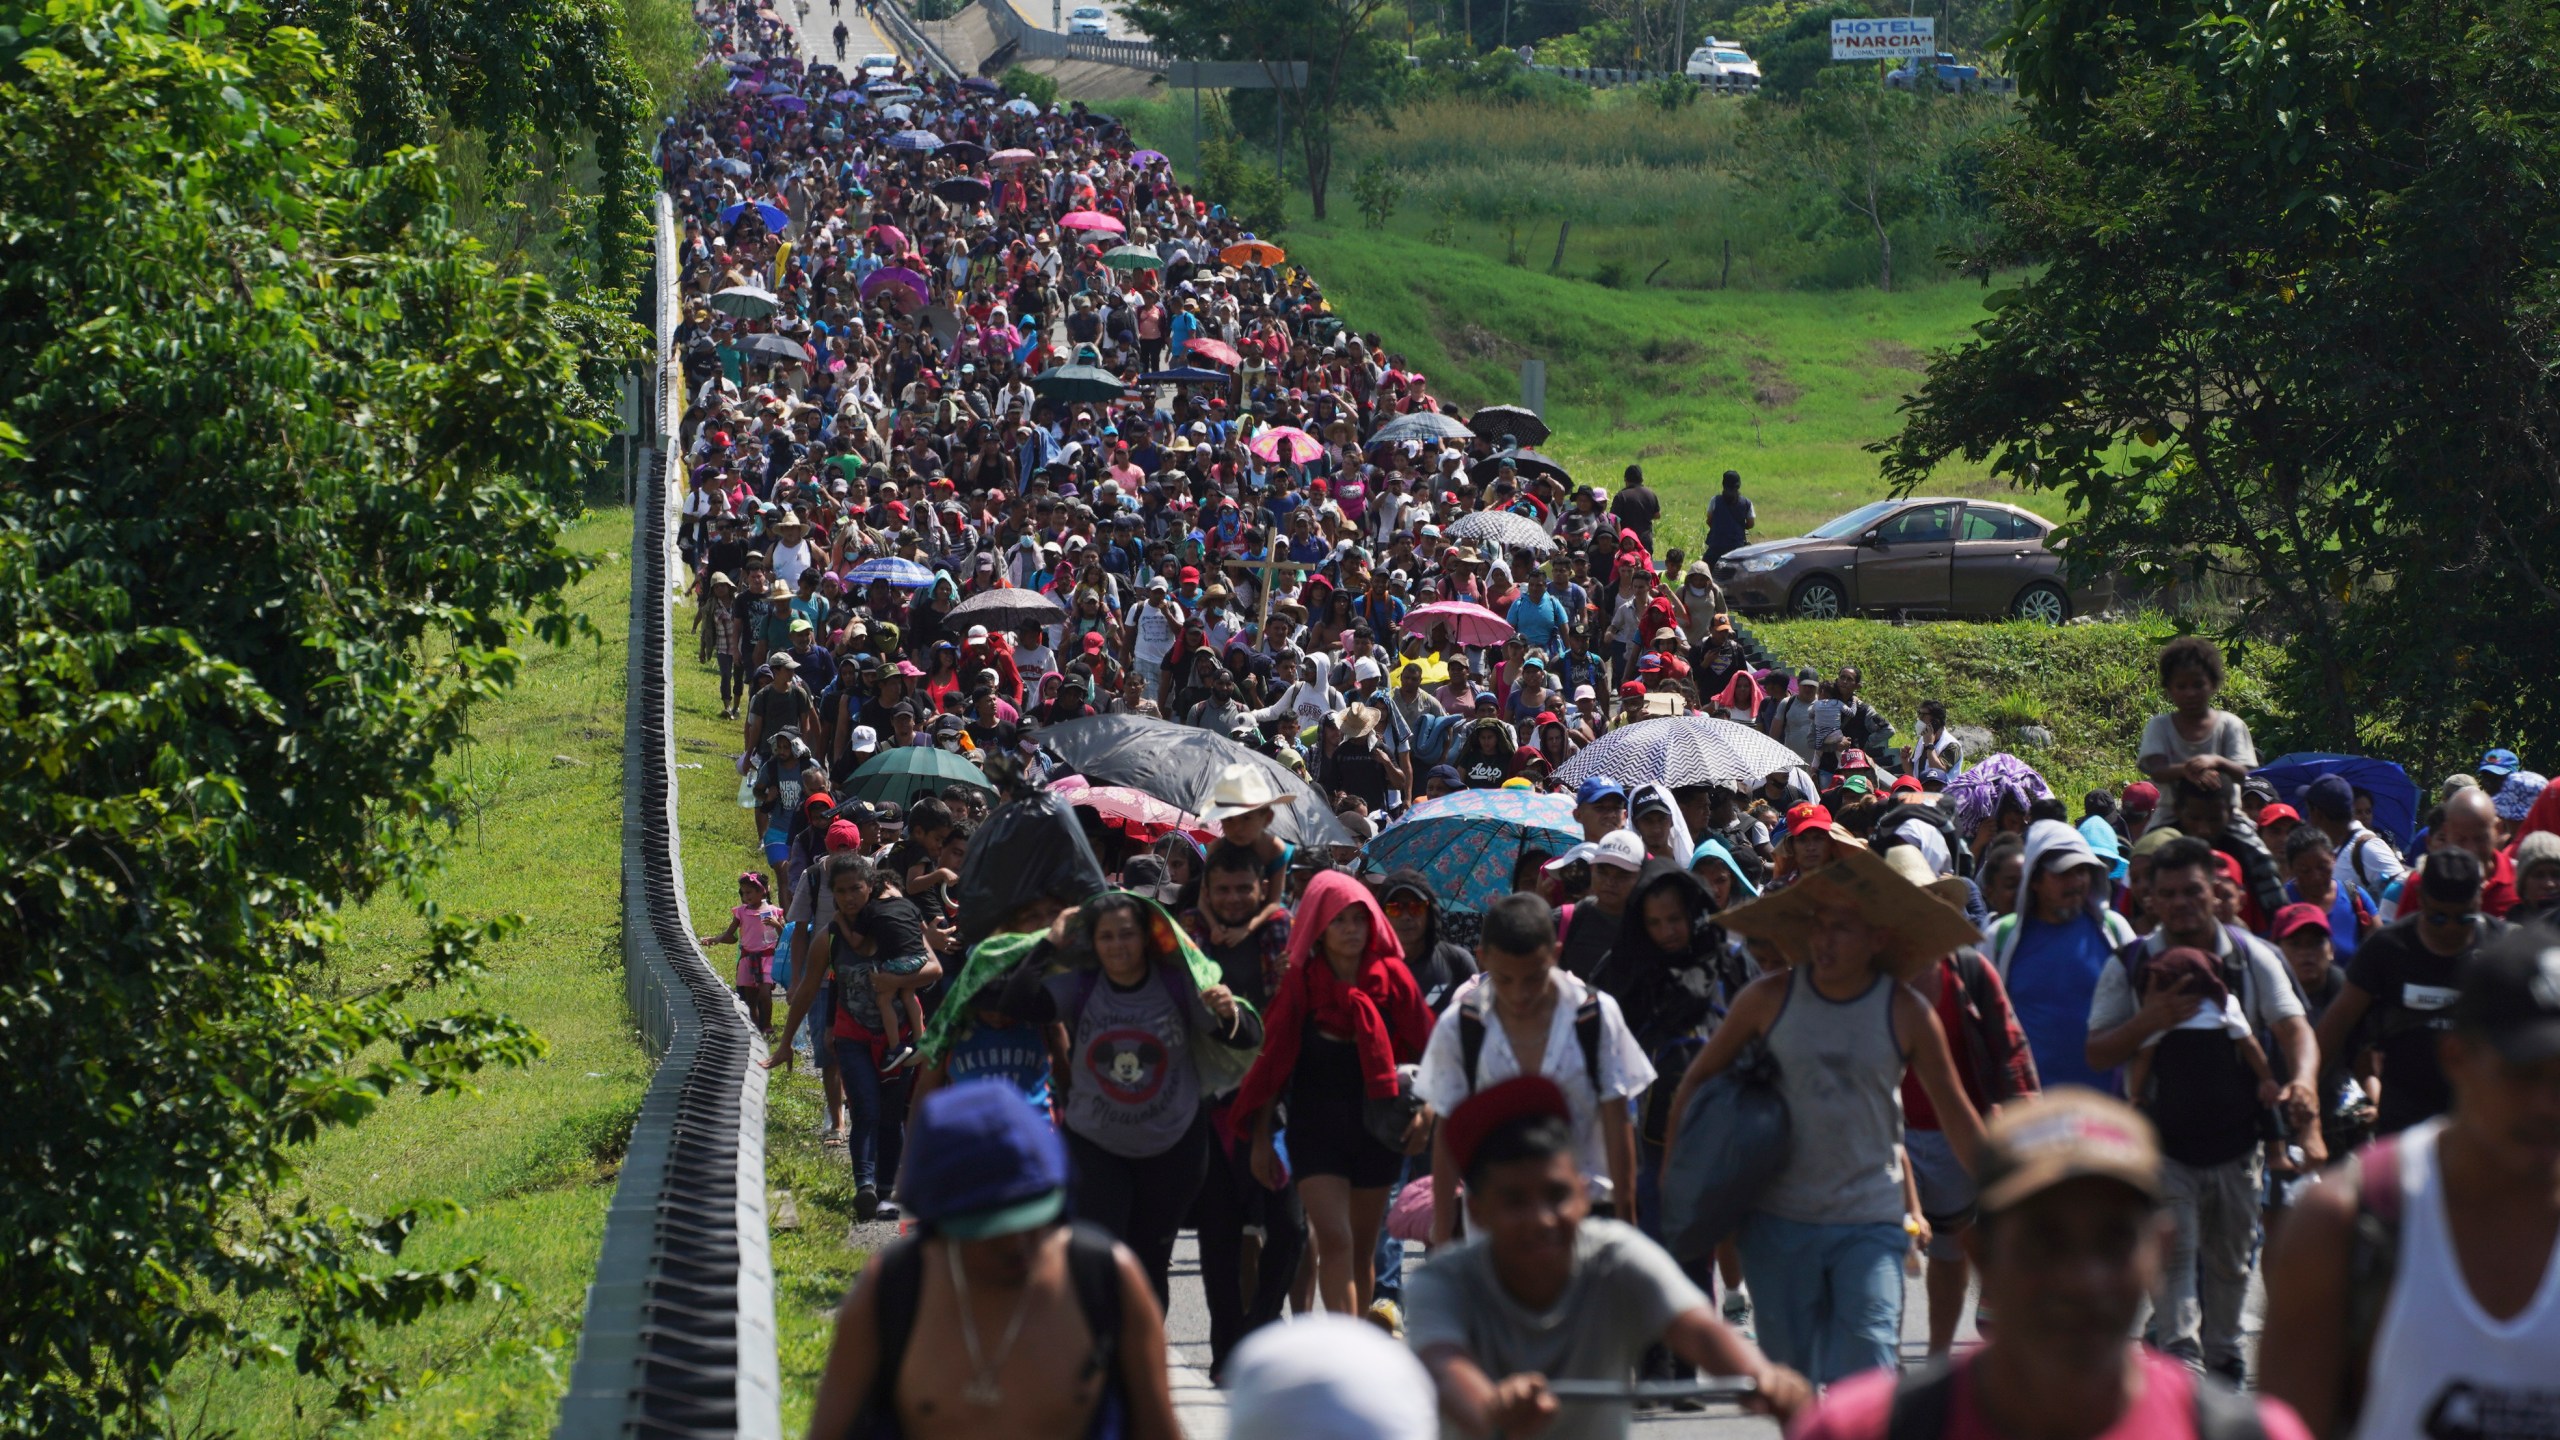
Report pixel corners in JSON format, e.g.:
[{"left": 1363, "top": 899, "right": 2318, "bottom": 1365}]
[
  {"left": 1351, "top": 156, "right": 1404, "bottom": 230},
  {"left": 1200, "top": 129, "right": 1288, "bottom": 234},
  {"left": 0, "top": 1, "right": 625, "bottom": 1431},
  {"left": 1001, "top": 64, "right": 1060, "bottom": 108},
  {"left": 1643, "top": 73, "right": 1700, "bottom": 110}
]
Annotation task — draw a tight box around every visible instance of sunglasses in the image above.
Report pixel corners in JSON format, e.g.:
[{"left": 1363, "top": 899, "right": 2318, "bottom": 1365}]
[
  {"left": 2420, "top": 909, "right": 2483, "bottom": 929},
  {"left": 1383, "top": 896, "right": 1431, "bottom": 920}
]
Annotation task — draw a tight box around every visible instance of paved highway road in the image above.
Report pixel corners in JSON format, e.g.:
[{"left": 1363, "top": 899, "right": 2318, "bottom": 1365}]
[{"left": 1002, "top": 0, "right": 1150, "bottom": 44}]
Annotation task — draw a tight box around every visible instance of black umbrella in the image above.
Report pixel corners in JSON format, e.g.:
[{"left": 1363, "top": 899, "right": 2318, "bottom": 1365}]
[
  {"left": 737, "top": 332, "right": 814, "bottom": 363},
  {"left": 948, "top": 585, "right": 1067, "bottom": 632},
  {"left": 1445, "top": 508, "right": 1558, "bottom": 555},
  {"left": 940, "top": 139, "right": 991, "bottom": 164},
  {"left": 934, "top": 175, "right": 992, "bottom": 203},
  {"left": 1466, "top": 448, "right": 1572, "bottom": 486},
  {"left": 1368, "top": 410, "right": 1474, "bottom": 446},
  {"left": 1030, "top": 364, "right": 1128, "bottom": 404},
  {"left": 1041, "top": 715, "right": 1353, "bottom": 851},
  {"left": 1470, "top": 404, "right": 1551, "bottom": 447}
]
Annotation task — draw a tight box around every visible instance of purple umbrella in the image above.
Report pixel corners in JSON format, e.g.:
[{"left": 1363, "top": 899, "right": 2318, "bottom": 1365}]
[
  {"left": 727, "top": 76, "right": 758, "bottom": 93},
  {"left": 761, "top": 79, "right": 797, "bottom": 94},
  {"left": 860, "top": 265, "right": 931, "bottom": 311},
  {"left": 828, "top": 87, "right": 859, "bottom": 102},
  {"left": 1132, "top": 149, "right": 1168, "bottom": 167},
  {"left": 1945, "top": 754, "right": 2055, "bottom": 836},
  {"left": 770, "top": 94, "right": 808, "bottom": 112}
]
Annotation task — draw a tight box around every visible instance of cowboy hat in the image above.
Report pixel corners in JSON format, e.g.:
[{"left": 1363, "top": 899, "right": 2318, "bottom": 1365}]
[
  {"left": 1883, "top": 844, "right": 1975, "bottom": 917},
  {"left": 767, "top": 579, "right": 794, "bottom": 600},
  {"left": 1335, "top": 705, "right": 1380, "bottom": 743},
  {"left": 1714, "top": 840, "right": 1981, "bottom": 980},
  {"left": 1442, "top": 544, "right": 1486, "bottom": 569},
  {"left": 1197, "top": 761, "right": 1299, "bottom": 823},
  {"left": 771, "top": 508, "right": 808, "bottom": 532}
]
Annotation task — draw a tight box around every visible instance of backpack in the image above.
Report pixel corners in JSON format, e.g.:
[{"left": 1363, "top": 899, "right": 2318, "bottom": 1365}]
[
  {"left": 1457, "top": 988, "right": 1603, "bottom": 1098},
  {"left": 853, "top": 1221, "right": 1127, "bottom": 1440},
  {"left": 2337, "top": 1133, "right": 2406, "bottom": 1431},
  {"left": 1870, "top": 800, "right": 1973, "bottom": 880},
  {"left": 1884, "top": 1358, "right": 2266, "bottom": 1440}
]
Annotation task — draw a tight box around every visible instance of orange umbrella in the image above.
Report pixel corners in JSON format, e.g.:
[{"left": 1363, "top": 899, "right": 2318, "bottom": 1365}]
[
  {"left": 1221, "top": 241, "right": 1285, "bottom": 267},
  {"left": 1186, "top": 336, "right": 1242, "bottom": 367}
]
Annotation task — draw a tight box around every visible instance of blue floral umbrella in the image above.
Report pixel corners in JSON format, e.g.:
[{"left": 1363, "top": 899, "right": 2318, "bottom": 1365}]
[
  {"left": 1363, "top": 789, "right": 1582, "bottom": 913},
  {"left": 849, "top": 555, "right": 937, "bottom": 589}
]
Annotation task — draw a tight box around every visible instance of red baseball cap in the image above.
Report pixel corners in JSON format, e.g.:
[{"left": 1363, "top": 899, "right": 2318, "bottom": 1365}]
[
  {"left": 1441, "top": 1076, "right": 1570, "bottom": 1179},
  {"left": 1617, "top": 681, "right": 1647, "bottom": 698},
  {"left": 2272, "top": 902, "right": 2330, "bottom": 940},
  {"left": 1534, "top": 711, "right": 1560, "bottom": 727},
  {"left": 1787, "top": 802, "right": 1835, "bottom": 834},
  {"left": 2258, "top": 802, "right": 2302, "bottom": 826},
  {"left": 1179, "top": 566, "right": 1200, "bottom": 584},
  {"left": 2123, "top": 781, "right": 2161, "bottom": 810},
  {"left": 1081, "top": 632, "right": 1106, "bottom": 653},
  {"left": 824, "top": 818, "right": 863, "bottom": 853},
  {"left": 1890, "top": 774, "right": 1924, "bottom": 795}
]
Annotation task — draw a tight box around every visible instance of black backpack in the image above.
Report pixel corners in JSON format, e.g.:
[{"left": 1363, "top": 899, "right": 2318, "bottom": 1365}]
[
  {"left": 1885, "top": 1358, "right": 2266, "bottom": 1440},
  {"left": 851, "top": 1222, "right": 1126, "bottom": 1440},
  {"left": 1457, "top": 992, "right": 1603, "bottom": 1095},
  {"left": 1870, "top": 800, "right": 1972, "bottom": 880}
]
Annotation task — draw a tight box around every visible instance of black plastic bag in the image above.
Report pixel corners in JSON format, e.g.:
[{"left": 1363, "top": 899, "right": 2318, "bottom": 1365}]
[{"left": 1661, "top": 1040, "right": 1791, "bottom": 1264}]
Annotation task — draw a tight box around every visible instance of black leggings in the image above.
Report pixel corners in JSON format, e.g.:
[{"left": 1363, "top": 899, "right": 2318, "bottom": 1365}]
[
  {"left": 1190, "top": 1121, "right": 1306, "bottom": 1374},
  {"left": 1066, "top": 1106, "right": 1213, "bottom": 1313}
]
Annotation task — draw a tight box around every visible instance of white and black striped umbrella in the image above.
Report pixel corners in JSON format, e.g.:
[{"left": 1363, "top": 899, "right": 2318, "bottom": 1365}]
[
  {"left": 1552, "top": 714, "right": 1804, "bottom": 790},
  {"left": 1445, "top": 508, "right": 1557, "bottom": 555}
]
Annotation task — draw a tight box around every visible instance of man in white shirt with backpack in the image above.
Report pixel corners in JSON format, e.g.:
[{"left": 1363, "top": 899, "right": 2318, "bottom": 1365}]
[{"left": 1418, "top": 893, "right": 1653, "bottom": 1244}]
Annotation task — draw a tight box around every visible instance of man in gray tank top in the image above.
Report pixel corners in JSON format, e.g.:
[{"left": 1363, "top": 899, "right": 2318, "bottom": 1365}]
[{"left": 1663, "top": 845, "right": 1993, "bottom": 1385}]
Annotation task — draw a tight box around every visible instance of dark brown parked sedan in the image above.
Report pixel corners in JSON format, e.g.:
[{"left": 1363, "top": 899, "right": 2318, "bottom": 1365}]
[{"left": 1711, "top": 496, "right": 2108, "bottom": 622}]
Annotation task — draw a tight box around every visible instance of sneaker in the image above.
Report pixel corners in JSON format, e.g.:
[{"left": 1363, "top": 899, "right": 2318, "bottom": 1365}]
[
  {"left": 875, "top": 1200, "right": 901, "bottom": 1222},
  {"left": 855, "top": 1183, "right": 879, "bottom": 1221},
  {"left": 1364, "top": 1297, "right": 1403, "bottom": 1338}
]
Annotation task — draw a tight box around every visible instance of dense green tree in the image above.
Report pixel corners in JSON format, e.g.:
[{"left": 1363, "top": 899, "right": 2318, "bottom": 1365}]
[
  {"left": 1879, "top": 0, "right": 2560, "bottom": 762},
  {"left": 1129, "top": 0, "right": 1404, "bottom": 220},
  {"left": 0, "top": 0, "right": 630, "bottom": 1431}
]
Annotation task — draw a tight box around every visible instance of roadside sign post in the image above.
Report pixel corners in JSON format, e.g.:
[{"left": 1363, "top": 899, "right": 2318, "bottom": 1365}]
[
  {"left": 1828, "top": 16, "right": 1934, "bottom": 60},
  {"left": 1519, "top": 359, "right": 1546, "bottom": 416}
]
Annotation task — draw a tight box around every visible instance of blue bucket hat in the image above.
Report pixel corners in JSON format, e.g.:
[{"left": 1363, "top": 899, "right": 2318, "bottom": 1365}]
[{"left": 902, "top": 1080, "right": 1069, "bottom": 1239}]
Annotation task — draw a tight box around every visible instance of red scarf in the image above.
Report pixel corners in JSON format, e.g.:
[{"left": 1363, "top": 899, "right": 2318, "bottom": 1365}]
[{"left": 1233, "top": 872, "right": 1431, "bottom": 1115}]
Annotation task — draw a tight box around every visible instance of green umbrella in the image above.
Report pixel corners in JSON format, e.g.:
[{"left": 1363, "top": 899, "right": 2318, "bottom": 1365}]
[
  {"left": 1030, "top": 363, "right": 1128, "bottom": 404},
  {"left": 1101, "top": 244, "right": 1163, "bottom": 272},
  {"left": 706, "top": 284, "right": 780, "bottom": 319},
  {"left": 846, "top": 745, "right": 993, "bottom": 807}
]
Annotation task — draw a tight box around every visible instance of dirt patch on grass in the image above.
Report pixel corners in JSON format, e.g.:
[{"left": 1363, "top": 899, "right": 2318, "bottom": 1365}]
[
  {"left": 1444, "top": 322, "right": 1523, "bottom": 363},
  {"left": 1746, "top": 356, "right": 1802, "bottom": 409},
  {"left": 1867, "top": 339, "right": 1927, "bottom": 371},
  {"left": 1636, "top": 442, "right": 1678, "bottom": 459},
  {"left": 1636, "top": 335, "right": 1703, "bottom": 366}
]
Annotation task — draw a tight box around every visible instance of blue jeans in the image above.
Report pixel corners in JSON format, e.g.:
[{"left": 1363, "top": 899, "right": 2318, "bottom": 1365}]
[
  {"left": 1736, "top": 1212, "right": 1905, "bottom": 1385},
  {"left": 831, "top": 1038, "right": 909, "bottom": 1190}
]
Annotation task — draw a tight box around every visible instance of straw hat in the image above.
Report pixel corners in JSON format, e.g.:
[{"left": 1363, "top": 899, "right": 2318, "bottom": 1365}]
[
  {"left": 771, "top": 507, "right": 808, "bottom": 534},
  {"left": 1336, "top": 705, "right": 1380, "bottom": 743},
  {"left": 1443, "top": 544, "right": 1486, "bottom": 570},
  {"left": 1198, "top": 761, "right": 1299, "bottom": 823},
  {"left": 1714, "top": 841, "right": 1981, "bottom": 980},
  {"left": 1883, "top": 844, "right": 1975, "bottom": 917}
]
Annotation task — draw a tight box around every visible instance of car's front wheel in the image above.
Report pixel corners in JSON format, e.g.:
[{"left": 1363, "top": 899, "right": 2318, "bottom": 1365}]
[
  {"left": 2011, "top": 581, "right": 2070, "bottom": 625},
  {"left": 1791, "top": 577, "right": 1847, "bottom": 620}
]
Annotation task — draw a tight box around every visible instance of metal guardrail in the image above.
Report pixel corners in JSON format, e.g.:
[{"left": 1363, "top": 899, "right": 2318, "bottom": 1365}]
[
  {"left": 556, "top": 192, "right": 781, "bottom": 1440},
  {"left": 1526, "top": 62, "right": 1755, "bottom": 91},
  {"left": 875, "top": 0, "right": 963, "bottom": 80},
  {"left": 973, "top": 0, "right": 1169, "bottom": 70}
]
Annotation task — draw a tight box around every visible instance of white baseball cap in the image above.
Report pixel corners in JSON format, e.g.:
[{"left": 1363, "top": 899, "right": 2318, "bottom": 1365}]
[
  {"left": 1350, "top": 657, "right": 1382, "bottom": 683},
  {"left": 966, "top": 624, "right": 990, "bottom": 642},
  {"left": 1541, "top": 841, "right": 1599, "bottom": 872},
  {"left": 1592, "top": 830, "right": 1648, "bottom": 871}
]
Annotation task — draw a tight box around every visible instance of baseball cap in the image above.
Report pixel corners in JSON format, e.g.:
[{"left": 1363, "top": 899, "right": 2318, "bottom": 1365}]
[
  {"left": 848, "top": 725, "right": 879, "bottom": 752},
  {"left": 1082, "top": 632, "right": 1106, "bottom": 653},
  {"left": 824, "top": 818, "right": 864, "bottom": 853},
  {"left": 1440, "top": 1075, "right": 1571, "bottom": 1180},
  {"left": 2454, "top": 928, "right": 2560, "bottom": 1064},
  {"left": 2122, "top": 781, "right": 2161, "bottom": 812},
  {"left": 1839, "top": 775, "right": 1872, "bottom": 797},
  {"left": 1890, "top": 774, "right": 1924, "bottom": 795},
  {"left": 2272, "top": 902, "right": 2330, "bottom": 940},
  {"left": 1618, "top": 681, "right": 1646, "bottom": 698},
  {"left": 1786, "top": 801, "right": 1834, "bottom": 834},
  {"left": 2481, "top": 748, "right": 2522, "bottom": 778},
  {"left": 1575, "top": 777, "right": 1627, "bottom": 807},
  {"left": 1975, "top": 1090, "right": 2163, "bottom": 1215},
  {"left": 901, "top": 1079, "right": 1071, "bottom": 1239},
  {"left": 2257, "top": 802, "right": 2301, "bottom": 827},
  {"left": 1351, "top": 656, "right": 1383, "bottom": 683},
  {"left": 1425, "top": 764, "right": 1464, "bottom": 790},
  {"left": 2303, "top": 774, "right": 2355, "bottom": 819},
  {"left": 1541, "top": 841, "right": 1598, "bottom": 872},
  {"left": 966, "top": 623, "right": 990, "bottom": 642},
  {"left": 789, "top": 617, "right": 814, "bottom": 633},
  {"left": 1592, "top": 830, "right": 1647, "bottom": 871}
]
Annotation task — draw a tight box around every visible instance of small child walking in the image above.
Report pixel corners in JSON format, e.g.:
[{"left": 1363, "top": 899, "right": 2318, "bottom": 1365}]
[{"left": 701, "top": 870, "right": 782, "bottom": 1033}]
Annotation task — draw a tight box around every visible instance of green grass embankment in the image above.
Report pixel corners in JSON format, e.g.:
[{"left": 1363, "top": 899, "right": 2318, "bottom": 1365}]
[
  {"left": 1748, "top": 616, "right": 2285, "bottom": 805},
  {"left": 172, "top": 510, "right": 649, "bottom": 1440}
]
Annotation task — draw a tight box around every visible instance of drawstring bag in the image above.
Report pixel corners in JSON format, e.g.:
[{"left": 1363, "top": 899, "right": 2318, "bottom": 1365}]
[
  {"left": 1661, "top": 1039, "right": 1791, "bottom": 1264},
  {"left": 736, "top": 769, "right": 758, "bottom": 808}
]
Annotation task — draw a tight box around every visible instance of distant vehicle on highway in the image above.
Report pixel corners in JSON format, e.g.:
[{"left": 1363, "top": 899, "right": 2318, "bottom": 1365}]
[
  {"left": 1712, "top": 497, "right": 2106, "bottom": 623},
  {"left": 1883, "top": 52, "right": 2016, "bottom": 93},
  {"left": 1067, "top": 5, "right": 1110, "bottom": 35},
  {"left": 1683, "top": 39, "right": 1759, "bottom": 91},
  {"left": 860, "top": 52, "right": 899, "bottom": 79}
]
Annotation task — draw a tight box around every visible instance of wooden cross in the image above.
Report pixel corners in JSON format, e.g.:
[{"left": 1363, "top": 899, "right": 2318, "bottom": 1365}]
[{"left": 1222, "top": 543, "right": 1305, "bottom": 633}]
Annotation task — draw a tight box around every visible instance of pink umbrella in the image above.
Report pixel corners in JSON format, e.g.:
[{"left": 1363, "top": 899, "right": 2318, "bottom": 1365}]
[
  {"left": 1248, "top": 426, "right": 1324, "bottom": 465},
  {"left": 1050, "top": 775, "right": 1214, "bottom": 844},
  {"left": 1186, "top": 337, "right": 1241, "bottom": 367},
  {"left": 1059, "top": 210, "right": 1126, "bottom": 235},
  {"left": 866, "top": 222, "right": 909, "bottom": 253},
  {"left": 1400, "top": 600, "right": 1516, "bottom": 648},
  {"left": 989, "top": 148, "right": 1039, "bottom": 167},
  {"left": 860, "top": 265, "right": 931, "bottom": 311}
]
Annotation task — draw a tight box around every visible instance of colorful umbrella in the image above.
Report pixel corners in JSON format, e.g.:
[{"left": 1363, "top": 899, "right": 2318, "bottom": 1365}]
[
  {"left": 1552, "top": 715, "right": 1809, "bottom": 790},
  {"left": 1059, "top": 210, "right": 1126, "bottom": 235},
  {"left": 705, "top": 284, "right": 780, "bottom": 319},
  {"left": 849, "top": 555, "right": 937, "bottom": 588},
  {"left": 1362, "top": 789, "right": 1583, "bottom": 913},
  {"left": 711, "top": 156, "right": 753, "bottom": 177},
  {"left": 1101, "top": 244, "right": 1162, "bottom": 271},
  {"left": 1248, "top": 426, "right": 1324, "bottom": 465},
  {"left": 1221, "top": 240, "right": 1285, "bottom": 267},
  {"left": 1399, "top": 600, "right": 1514, "bottom": 649},
  {"left": 1132, "top": 149, "right": 1169, "bottom": 167},
  {"left": 1945, "top": 754, "right": 2055, "bottom": 836},
  {"left": 866, "top": 222, "right": 909, "bottom": 252},
  {"left": 760, "top": 78, "right": 798, "bottom": 94},
  {"left": 1185, "top": 337, "right": 1241, "bottom": 367},
  {"left": 848, "top": 745, "right": 993, "bottom": 807},
  {"left": 719, "top": 200, "right": 790, "bottom": 234},
  {"left": 860, "top": 265, "right": 931, "bottom": 311},
  {"left": 1051, "top": 775, "right": 1215, "bottom": 844},
  {"left": 990, "top": 147, "right": 1039, "bottom": 166}
]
